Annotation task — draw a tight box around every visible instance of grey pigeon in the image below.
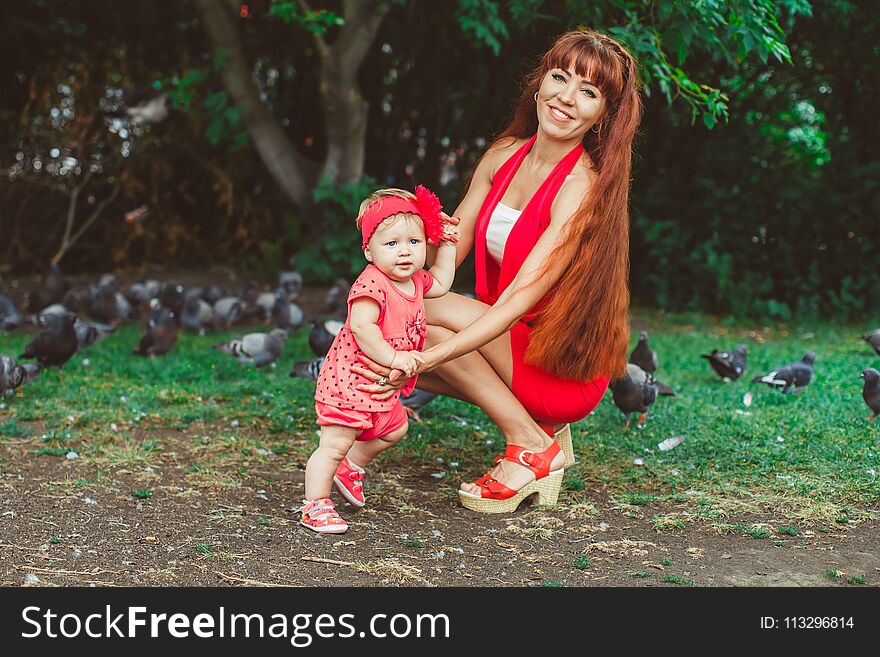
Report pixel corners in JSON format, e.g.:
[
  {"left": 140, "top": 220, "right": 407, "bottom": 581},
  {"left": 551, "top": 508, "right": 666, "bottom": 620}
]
[
  {"left": 289, "top": 356, "right": 325, "bottom": 381},
  {"left": 629, "top": 330, "right": 658, "bottom": 375},
  {"left": 701, "top": 344, "right": 748, "bottom": 381},
  {"left": 0, "top": 355, "right": 41, "bottom": 397},
  {"left": 861, "top": 368, "right": 880, "bottom": 422},
  {"left": 159, "top": 281, "right": 186, "bottom": 316},
  {"left": 255, "top": 291, "right": 276, "bottom": 323},
  {"left": 199, "top": 285, "right": 225, "bottom": 305},
  {"left": 126, "top": 279, "right": 161, "bottom": 310},
  {"left": 39, "top": 312, "right": 115, "bottom": 351},
  {"left": 180, "top": 294, "right": 216, "bottom": 334},
  {"left": 862, "top": 329, "right": 880, "bottom": 357},
  {"left": 751, "top": 352, "right": 815, "bottom": 394},
  {"left": 279, "top": 270, "right": 303, "bottom": 301},
  {"left": 272, "top": 290, "right": 304, "bottom": 332},
  {"left": 0, "top": 293, "right": 24, "bottom": 331},
  {"left": 402, "top": 388, "right": 437, "bottom": 422},
  {"left": 609, "top": 363, "right": 658, "bottom": 427},
  {"left": 25, "top": 263, "right": 69, "bottom": 313},
  {"left": 35, "top": 303, "right": 70, "bottom": 327},
  {"left": 624, "top": 354, "right": 675, "bottom": 396},
  {"left": 309, "top": 318, "right": 344, "bottom": 357},
  {"left": 324, "top": 278, "right": 350, "bottom": 317},
  {"left": 88, "top": 277, "right": 131, "bottom": 325},
  {"left": 133, "top": 306, "right": 178, "bottom": 356},
  {"left": 214, "top": 296, "right": 244, "bottom": 328},
  {"left": 19, "top": 312, "right": 78, "bottom": 376},
  {"left": 215, "top": 329, "right": 287, "bottom": 368}
]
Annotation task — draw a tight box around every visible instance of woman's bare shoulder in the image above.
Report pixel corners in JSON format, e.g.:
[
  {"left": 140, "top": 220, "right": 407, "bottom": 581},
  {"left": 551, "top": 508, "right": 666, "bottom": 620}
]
[
  {"left": 482, "top": 136, "right": 528, "bottom": 175},
  {"left": 552, "top": 154, "right": 596, "bottom": 220}
]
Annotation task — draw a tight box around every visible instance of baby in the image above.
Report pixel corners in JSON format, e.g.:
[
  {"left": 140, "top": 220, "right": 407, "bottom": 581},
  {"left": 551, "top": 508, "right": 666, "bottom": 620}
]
[{"left": 300, "top": 186, "right": 459, "bottom": 533}]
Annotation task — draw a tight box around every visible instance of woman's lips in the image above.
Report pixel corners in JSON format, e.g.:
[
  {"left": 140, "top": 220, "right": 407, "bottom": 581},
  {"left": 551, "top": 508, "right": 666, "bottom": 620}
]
[{"left": 548, "top": 105, "right": 574, "bottom": 122}]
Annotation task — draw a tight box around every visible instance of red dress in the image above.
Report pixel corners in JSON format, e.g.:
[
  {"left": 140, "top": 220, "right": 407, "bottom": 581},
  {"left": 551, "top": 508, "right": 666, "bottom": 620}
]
[{"left": 474, "top": 135, "right": 609, "bottom": 424}]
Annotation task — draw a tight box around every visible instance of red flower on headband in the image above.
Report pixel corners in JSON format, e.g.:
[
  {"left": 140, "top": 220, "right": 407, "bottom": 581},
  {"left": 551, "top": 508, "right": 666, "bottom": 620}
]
[{"left": 415, "top": 185, "right": 444, "bottom": 245}]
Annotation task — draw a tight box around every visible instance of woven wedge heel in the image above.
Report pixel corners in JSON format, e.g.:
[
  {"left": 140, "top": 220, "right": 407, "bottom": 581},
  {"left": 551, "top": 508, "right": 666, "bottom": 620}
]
[
  {"left": 554, "top": 424, "right": 576, "bottom": 468},
  {"left": 458, "top": 442, "right": 564, "bottom": 514},
  {"left": 459, "top": 468, "right": 563, "bottom": 514}
]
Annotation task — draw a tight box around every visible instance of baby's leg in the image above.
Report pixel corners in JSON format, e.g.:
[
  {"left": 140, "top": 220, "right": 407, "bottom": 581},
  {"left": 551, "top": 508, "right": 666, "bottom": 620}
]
[
  {"left": 305, "top": 425, "right": 358, "bottom": 500},
  {"left": 346, "top": 420, "right": 409, "bottom": 470}
]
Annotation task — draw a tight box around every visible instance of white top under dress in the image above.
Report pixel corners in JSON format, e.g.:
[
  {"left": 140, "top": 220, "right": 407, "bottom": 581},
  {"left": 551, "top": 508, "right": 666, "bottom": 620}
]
[{"left": 485, "top": 202, "right": 522, "bottom": 264}]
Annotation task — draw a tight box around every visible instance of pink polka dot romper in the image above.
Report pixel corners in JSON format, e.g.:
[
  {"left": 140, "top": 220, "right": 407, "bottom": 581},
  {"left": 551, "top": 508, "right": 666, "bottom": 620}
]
[{"left": 315, "top": 264, "right": 433, "bottom": 415}]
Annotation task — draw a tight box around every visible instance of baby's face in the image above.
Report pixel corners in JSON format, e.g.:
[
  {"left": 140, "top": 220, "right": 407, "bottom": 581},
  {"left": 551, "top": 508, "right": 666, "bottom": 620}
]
[{"left": 364, "top": 215, "right": 427, "bottom": 282}]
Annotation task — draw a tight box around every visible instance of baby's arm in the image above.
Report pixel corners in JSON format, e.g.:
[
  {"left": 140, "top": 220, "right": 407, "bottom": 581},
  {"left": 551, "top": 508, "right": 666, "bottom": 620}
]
[
  {"left": 348, "top": 298, "right": 422, "bottom": 374},
  {"left": 424, "top": 224, "right": 460, "bottom": 299}
]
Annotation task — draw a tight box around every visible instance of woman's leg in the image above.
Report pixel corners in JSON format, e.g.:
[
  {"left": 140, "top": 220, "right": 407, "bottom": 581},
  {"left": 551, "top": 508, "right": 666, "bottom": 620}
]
[{"left": 421, "top": 294, "right": 564, "bottom": 493}]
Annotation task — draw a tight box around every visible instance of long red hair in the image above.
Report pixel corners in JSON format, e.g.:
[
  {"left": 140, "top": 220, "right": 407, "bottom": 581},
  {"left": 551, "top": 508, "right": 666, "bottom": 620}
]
[{"left": 493, "top": 29, "right": 642, "bottom": 380}]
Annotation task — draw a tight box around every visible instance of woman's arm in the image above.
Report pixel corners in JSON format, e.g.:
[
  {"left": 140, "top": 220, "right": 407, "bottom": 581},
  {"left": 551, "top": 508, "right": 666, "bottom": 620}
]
[{"left": 420, "top": 176, "right": 589, "bottom": 369}]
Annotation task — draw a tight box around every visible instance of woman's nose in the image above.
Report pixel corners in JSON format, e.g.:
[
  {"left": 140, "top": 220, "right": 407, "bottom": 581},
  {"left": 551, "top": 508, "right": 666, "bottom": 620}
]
[{"left": 557, "top": 82, "right": 576, "bottom": 105}]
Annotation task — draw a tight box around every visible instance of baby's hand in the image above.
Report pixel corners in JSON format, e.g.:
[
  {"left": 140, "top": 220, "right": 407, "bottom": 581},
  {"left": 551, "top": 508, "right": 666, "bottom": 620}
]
[
  {"left": 440, "top": 222, "right": 461, "bottom": 245},
  {"left": 391, "top": 350, "right": 424, "bottom": 377}
]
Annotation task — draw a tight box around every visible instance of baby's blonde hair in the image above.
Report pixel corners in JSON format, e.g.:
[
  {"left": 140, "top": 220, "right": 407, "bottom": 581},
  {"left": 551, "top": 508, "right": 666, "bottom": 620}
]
[{"left": 356, "top": 188, "right": 422, "bottom": 231}]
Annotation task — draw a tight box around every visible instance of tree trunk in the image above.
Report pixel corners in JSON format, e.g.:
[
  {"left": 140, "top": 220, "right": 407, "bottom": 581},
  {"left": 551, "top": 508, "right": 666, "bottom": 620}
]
[
  {"left": 317, "top": 0, "right": 390, "bottom": 183},
  {"left": 194, "top": 0, "right": 317, "bottom": 213}
]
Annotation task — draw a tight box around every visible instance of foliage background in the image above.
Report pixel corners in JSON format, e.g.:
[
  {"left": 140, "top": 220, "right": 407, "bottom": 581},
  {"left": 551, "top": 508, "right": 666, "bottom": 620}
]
[{"left": 0, "top": 0, "right": 877, "bottom": 320}]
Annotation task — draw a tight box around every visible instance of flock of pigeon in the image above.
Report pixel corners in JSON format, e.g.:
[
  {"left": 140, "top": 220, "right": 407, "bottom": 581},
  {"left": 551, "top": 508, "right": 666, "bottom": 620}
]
[
  {"left": 610, "top": 329, "right": 880, "bottom": 428},
  {"left": 2, "top": 267, "right": 879, "bottom": 428},
  {"left": 0, "top": 266, "right": 438, "bottom": 420}
]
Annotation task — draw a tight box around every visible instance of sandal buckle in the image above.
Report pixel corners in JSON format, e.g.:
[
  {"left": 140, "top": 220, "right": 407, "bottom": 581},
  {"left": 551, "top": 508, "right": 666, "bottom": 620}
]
[{"left": 517, "top": 450, "right": 535, "bottom": 467}]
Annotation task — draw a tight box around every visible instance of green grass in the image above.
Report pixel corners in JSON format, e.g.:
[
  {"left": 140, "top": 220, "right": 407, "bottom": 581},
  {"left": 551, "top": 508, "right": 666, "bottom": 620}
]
[
  {"left": 131, "top": 489, "right": 153, "bottom": 499},
  {"left": 2, "top": 310, "right": 879, "bottom": 530},
  {"left": 572, "top": 554, "right": 591, "bottom": 569},
  {"left": 662, "top": 575, "right": 696, "bottom": 586},
  {"left": 846, "top": 575, "right": 866, "bottom": 585}
]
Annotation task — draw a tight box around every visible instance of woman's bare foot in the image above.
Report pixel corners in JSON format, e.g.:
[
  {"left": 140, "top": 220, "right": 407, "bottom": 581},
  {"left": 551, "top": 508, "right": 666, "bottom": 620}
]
[{"left": 459, "top": 435, "right": 566, "bottom": 496}]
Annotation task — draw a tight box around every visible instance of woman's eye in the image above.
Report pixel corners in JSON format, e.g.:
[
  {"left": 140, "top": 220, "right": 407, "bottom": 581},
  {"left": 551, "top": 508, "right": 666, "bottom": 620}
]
[
  {"left": 583, "top": 88, "right": 596, "bottom": 98},
  {"left": 552, "top": 73, "right": 565, "bottom": 82}
]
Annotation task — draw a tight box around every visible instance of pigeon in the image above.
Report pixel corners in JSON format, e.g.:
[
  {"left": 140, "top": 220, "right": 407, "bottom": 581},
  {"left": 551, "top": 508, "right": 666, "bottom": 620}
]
[
  {"left": 289, "top": 356, "right": 325, "bottom": 381},
  {"left": 214, "top": 296, "right": 244, "bottom": 328},
  {"left": 159, "top": 281, "right": 186, "bottom": 316},
  {"left": 324, "top": 278, "right": 350, "bottom": 317},
  {"left": 624, "top": 361, "right": 676, "bottom": 396},
  {"left": 279, "top": 270, "right": 303, "bottom": 301},
  {"left": 629, "top": 330, "right": 658, "bottom": 375},
  {"left": 861, "top": 368, "right": 880, "bottom": 422},
  {"left": 88, "top": 277, "right": 131, "bottom": 325},
  {"left": 0, "top": 355, "right": 41, "bottom": 398},
  {"left": 701, "top": 344, "right": 748, "bottom": 381},
  {"left": 25, "top": 263, "right": 69, "bottom": 313},
  {"left": 272, "top": 290, "right": 304, "bottom": 332},
  {"left": 199, "top": 285, "right": 225, "bottom": 305},
  {"left": 214, "top": 329, "right": 287, "bottom": 368},
  {"left": 126, "top": 279, "right": 161, "bottom": 310},
  {"left": 751, "top": 352, "right": 815, "bottom": 394},
  {"left": 308, "top": 318, "right": 344, "bottom": 357},
  {"left": 133, "top": 306, "right": 178, "bottom": 356},
  {"left": 401, "top": 388, "right": 437, "bottom": 422},
  {"left": 609, "top": 363, "right": 658, "bottom": 427},
  {"left": 180, "top": 294, "right": 216, "bottom": 334},
  {"left": 39, "top": 312, "right": 115, "bottom": 351},
  {"left": 19, "top": 312, "right": 79, "bottom": 376},
  {"left": 255, "top": 291, "right": 276, "bottom": 323},
  {"left": 0, "top": 292, "right": 24, "bottom": 331},
  {"left": 862, "top": 329, "right": 880, "bottom": 357}
]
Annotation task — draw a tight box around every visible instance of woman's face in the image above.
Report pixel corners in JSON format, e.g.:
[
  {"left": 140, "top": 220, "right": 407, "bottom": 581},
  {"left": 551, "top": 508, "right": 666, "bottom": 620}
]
[{"left": 536, "top": 64, "right": 606, "bottom": 142}]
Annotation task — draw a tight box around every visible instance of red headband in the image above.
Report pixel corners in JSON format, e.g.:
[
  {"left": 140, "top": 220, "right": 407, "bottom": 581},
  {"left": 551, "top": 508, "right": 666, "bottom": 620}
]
[{"left": 360, "top": 185, "right": 444, "bottom": 248}]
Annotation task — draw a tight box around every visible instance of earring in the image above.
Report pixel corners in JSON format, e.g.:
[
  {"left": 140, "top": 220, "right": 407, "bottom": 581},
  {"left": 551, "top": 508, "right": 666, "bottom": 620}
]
[{"left": 534, "top": 92, "right": 538, "bottom": 102}]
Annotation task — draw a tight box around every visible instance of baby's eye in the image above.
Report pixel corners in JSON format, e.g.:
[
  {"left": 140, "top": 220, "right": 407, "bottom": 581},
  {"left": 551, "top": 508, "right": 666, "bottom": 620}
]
[
  {"left": 386, "top": 240, "right": 397, "bottom": 247},
  {"left": 410, "top": 238, "right": 421, "bottom": 245}
]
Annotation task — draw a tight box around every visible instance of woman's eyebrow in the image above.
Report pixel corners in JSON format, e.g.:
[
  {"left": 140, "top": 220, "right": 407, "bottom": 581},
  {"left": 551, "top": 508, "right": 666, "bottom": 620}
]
[{"left": 562, "top": 68, "right": 597, "bottom": 87}]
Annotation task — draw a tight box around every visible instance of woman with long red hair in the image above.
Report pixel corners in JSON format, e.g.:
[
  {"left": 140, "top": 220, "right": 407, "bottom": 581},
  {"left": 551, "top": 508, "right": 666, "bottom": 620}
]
[{"left": 353, "top": 29, "right": 642, "bottom": 513}]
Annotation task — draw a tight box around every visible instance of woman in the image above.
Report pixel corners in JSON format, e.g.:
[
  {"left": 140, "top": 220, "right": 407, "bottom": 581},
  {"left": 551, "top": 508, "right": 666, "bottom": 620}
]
[{"left": 352, "top": 29, "right": 642, "bottom": 513}]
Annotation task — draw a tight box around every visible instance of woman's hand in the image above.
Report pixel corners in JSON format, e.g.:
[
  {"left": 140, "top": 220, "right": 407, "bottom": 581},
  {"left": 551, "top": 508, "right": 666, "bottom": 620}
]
[{"left": 352, "top": 354, "right": 409, "bottom": 400}]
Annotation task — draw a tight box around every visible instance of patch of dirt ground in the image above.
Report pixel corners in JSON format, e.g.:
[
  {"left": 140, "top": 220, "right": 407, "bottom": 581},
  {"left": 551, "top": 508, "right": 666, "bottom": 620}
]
[{"left": 1, "top": 428, "right": 878, "bottom": 587}]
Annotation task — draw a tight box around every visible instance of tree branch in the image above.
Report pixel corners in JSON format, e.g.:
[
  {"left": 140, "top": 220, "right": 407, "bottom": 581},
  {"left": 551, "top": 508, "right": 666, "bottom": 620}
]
[
  {"left": 57, "top": 169, "right": 94, "bottom": 261},
  {"left": 52, "top": 178, "right": 120, "bottom": 265},
  {"left": 297, "top": 0, "right": 329, "bottom": 56}
]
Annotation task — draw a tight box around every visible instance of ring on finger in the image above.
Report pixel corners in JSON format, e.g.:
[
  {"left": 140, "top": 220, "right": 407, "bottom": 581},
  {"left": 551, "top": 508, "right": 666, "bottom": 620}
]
[{"left": 378, "top": 376, "right": 387, "bottom": 386}]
